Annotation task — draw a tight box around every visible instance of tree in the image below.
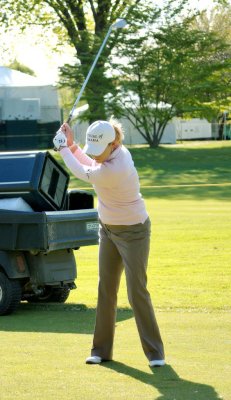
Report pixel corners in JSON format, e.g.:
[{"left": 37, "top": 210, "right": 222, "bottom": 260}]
[
  {"left": 0, "top": 0, "right": 140, "bottom": 121},
  {"left": 107, "top": 15, "right": 231, "bottom": 147},
  {"left": 0, "top": 0, "right": 228, "bottom": 132},
  {"left": 185, "top": 4, "right": 231, "bottom": 140},
  {"left": 192, "top": 4, "right": 231, "bottom": 43},
  {"left": 0, "top": 0, "right": 204, "bottom": 121}
]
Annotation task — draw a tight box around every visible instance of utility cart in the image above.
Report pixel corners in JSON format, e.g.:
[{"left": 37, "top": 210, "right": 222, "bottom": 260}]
[{"left": 0, "top": 151, "right": 98, "bottom": 315}]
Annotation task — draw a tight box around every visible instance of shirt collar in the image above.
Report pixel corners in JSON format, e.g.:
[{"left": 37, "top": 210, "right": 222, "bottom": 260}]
[{"left": 107, "top": 145, "right": 122, "bottom": 161}]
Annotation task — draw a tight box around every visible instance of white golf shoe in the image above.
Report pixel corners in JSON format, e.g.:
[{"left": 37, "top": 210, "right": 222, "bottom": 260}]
[
  {"left": 149, "top": 359, "right": 165, "bottom": 367},
  {"left": 86, "top": 356, "right": 102, "bottom": 364}
]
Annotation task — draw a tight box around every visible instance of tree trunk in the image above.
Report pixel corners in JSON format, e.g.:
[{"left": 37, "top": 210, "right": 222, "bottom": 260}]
[
  {"left": 84, "top": 60, "right": 109, "bottom": 122},
  {"left": 149, "top": 137, "right": 160, "bottom": 148},
  {"left": 86, "top": 86, "right": 107, "bottom": 122}
]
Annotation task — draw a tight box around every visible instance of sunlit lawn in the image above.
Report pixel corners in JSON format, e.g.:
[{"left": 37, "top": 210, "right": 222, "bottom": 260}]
[{"left": 0, "top": 141, "right": 230, "bottom": 400}]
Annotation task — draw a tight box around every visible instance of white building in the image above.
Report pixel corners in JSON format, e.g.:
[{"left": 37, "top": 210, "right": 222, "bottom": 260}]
[
  {"left": 72, "top": 104, "right": 177, "bottom": 145},
  {"left": 175, "top": 118, "right": 213, "bottom": 140},
  {"left": 0, "top": 67, "right": 60, "bottom": 122},
  {"left": 0, "top": 67, "right": 61, "bottom": 150}
]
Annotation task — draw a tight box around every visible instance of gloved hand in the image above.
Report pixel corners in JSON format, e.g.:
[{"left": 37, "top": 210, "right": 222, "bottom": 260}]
[{"left": 53, "top": 129, "right": 68, "bottom": 150}]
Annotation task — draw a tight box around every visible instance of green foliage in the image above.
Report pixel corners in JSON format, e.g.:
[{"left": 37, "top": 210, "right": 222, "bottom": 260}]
[
  {"left": 6, "top": 59, "right": 36, "bottom": 76},
  {"left": 0, "top": 0, "right": 230, "bottom": 128},
  {"left": 107, "top": 13, "right": 231, "bottom": 147},
  {"left": 193, "top": 4, "right": 231, "bottom": 44},
  {"left": 0, "top": 0, "right": 57, "bottom": 30}
]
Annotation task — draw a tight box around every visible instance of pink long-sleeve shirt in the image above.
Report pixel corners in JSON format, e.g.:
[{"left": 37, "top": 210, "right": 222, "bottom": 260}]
[{"left": 60, "top": 145, "right": 148, "bottom": 225}]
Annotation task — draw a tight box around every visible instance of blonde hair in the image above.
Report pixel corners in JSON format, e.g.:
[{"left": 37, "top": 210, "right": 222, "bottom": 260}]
[{"left": 109, "top": 117, "right": 124, "bottom": 144}]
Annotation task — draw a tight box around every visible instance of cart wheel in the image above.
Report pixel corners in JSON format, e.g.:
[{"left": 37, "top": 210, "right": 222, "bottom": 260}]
[
  {"left": 27, "top": 286, "right": 70, "bottom": 304},
  {"left": 0, "top": 272, "right": 22, "bottom": 316},
  {"left": 49, "top": 287, "right": 70, "bottom": 303}
]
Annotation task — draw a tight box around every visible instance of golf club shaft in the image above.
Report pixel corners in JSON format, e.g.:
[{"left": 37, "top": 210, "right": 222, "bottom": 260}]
[{"left": 66, "top": 25, "right": 113, "bottom": 125}]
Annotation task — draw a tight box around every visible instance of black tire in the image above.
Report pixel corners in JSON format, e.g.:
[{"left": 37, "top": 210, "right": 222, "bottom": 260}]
[
  {"left": 0, "top": 272, "right": 22, "bottom": 316},
  {"left": 49, "top": 287, "right": 70, "bottom": 303},
  {"left": 27, "top": 286, "right": 70, "bottom": 304}
]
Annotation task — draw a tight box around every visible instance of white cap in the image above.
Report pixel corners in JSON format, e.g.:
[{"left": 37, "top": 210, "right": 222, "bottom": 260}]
[{"left": 83, "top": 120, "right": 115, "bottom": 156}]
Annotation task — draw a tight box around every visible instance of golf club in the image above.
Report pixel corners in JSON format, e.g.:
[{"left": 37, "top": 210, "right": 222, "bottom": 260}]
[
  {"left": 66, "top": 18, "right": 127, "bottom": 124},
  {"left": 54, "top": 18, "right": 127, "bottom": 150}
]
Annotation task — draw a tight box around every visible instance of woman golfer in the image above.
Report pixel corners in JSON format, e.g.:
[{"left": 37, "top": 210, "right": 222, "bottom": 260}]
[{"left": 55, "top": 119, "right": 165, "bottom": 367}]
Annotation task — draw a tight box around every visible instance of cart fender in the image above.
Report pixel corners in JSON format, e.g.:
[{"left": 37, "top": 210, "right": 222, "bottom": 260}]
[{"left": 0, "top": 251, "right": 30, "bottom": 279}]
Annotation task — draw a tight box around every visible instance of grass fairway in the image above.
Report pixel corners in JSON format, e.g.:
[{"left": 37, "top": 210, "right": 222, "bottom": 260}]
[{"left": 0, "top": 141, "right": 230, "bottom": 400}]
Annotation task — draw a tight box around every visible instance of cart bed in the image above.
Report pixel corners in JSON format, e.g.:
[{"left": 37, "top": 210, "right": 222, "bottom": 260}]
[{"left": 0, "top": 209, "right": 99, "bottom": 252}]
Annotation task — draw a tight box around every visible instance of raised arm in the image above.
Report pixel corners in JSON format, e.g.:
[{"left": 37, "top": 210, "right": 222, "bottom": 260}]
[{"left": 60, "top": 147, "right": 109, "bottom": 186}]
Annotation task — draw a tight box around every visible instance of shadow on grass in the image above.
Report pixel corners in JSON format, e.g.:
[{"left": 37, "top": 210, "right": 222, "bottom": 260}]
[
  {"left": 134, "top": 145, "right": 231, "bottom": 200},
  {"left": 130, "top": 144, "right": 231, "bottom": 180},
  {"left": 101, "top": 362, "right": 220, "bottom": 400},
  {"left": 141, "top": 185, "right": 231, "bottom": 200},
  {"left": 0, "top": 303, "right": 133, "bottom": 334}
]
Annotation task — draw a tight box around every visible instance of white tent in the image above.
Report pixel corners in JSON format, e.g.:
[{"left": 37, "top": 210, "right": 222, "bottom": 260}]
[
  {"left": 174, "top": 118, "right": 212, "bottom": 140},
  {"left": 0, "top": 67, "right": 48, "bottom": 86},
  {"left": 0, "top": 67, "right": 60, "bottom": 122}
]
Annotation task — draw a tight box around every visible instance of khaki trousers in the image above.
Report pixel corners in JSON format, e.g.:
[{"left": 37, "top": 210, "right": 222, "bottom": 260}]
[{"left": 91, "top": 217, "right": 164, "bottom": 361}]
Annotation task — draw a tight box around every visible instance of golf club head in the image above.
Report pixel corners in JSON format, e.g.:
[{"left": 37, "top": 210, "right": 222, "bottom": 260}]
[{"left": 111, "top": 18, "right": 127, "bottom": 30}]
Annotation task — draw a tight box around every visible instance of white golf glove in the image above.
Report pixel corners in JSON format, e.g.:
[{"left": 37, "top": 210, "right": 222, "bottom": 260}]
[{"left": 53, "top": 129, "right": 68, "bottom": 150}]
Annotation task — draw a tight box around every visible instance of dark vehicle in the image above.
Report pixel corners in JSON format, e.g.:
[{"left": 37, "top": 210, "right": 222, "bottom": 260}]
[{"left": 0, "top": 151, "right": 98, "bottom": 315}]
